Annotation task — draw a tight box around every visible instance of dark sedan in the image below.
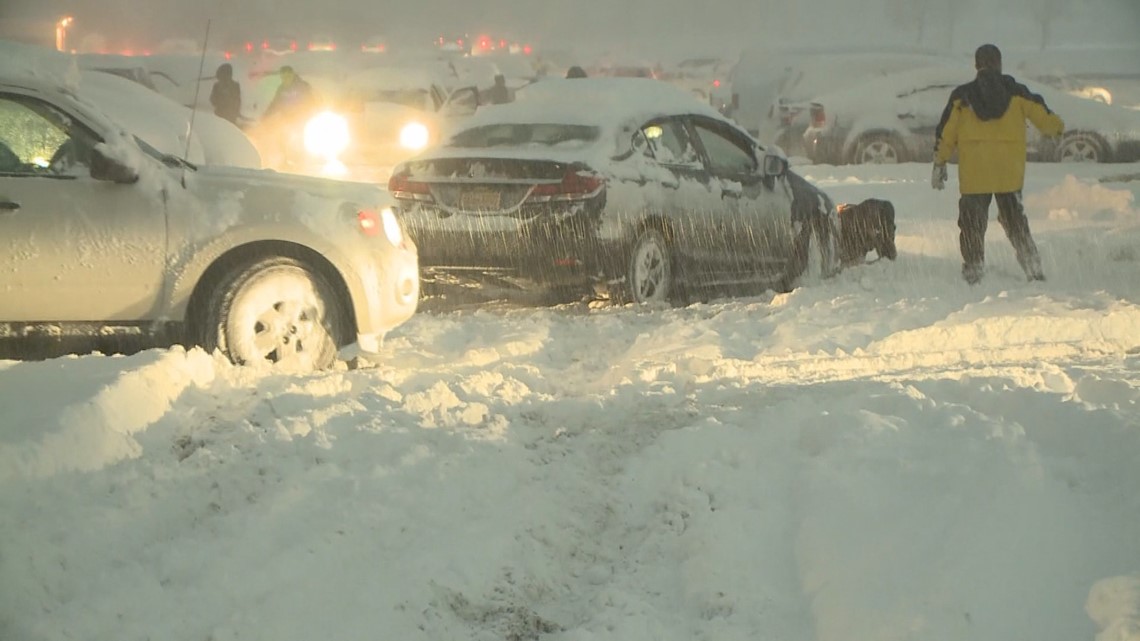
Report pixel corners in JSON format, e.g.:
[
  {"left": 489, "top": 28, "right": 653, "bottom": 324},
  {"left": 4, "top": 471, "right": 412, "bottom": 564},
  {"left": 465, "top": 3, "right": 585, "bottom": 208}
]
[{"left": 390, "top": 78, "right": 840, "bottom": 304}]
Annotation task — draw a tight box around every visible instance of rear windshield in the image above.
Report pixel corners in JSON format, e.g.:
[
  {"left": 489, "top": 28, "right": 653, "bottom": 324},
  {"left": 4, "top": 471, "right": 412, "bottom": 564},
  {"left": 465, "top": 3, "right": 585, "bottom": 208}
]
[{"left": 446, "top": 124, "right": 601, "bottom": 149}]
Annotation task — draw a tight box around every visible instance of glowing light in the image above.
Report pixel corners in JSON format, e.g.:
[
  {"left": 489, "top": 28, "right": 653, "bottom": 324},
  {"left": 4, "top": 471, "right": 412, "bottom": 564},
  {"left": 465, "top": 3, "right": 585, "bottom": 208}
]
[
  {"left": 55, "top": 16, "right": 74, "bottom": 52},
  {"left": 303, "top": 111, "right": 351, "bottom": 159},
  {"left": 399, "top": 122, "right": 430, "bottom": 151}
]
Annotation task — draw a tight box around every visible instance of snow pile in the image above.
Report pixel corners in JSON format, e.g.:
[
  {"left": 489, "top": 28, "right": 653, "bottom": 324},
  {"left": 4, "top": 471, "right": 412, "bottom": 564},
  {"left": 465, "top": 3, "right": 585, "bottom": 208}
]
[
  {"left": 1087, "top": 575, "right": 1140, "bottom": 641},
  {"left": 0, "top": 348, "right": 217, "bottom": 480},
  {"left": 1027, "top": 174, "right": 1138, "bottom": 222}
]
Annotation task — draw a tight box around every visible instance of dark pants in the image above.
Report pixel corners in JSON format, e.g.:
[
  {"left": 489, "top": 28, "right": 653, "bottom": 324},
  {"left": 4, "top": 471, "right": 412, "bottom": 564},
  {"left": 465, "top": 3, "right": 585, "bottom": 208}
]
[{"left": 958, "top": 192, "right": 1042, "bottom": 278}]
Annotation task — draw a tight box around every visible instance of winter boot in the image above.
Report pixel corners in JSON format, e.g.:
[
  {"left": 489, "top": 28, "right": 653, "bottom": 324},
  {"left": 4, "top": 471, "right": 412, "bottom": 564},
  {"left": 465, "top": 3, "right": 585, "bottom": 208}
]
[{"left": 962, "top": 262, "right": 984, "bottom": 285}]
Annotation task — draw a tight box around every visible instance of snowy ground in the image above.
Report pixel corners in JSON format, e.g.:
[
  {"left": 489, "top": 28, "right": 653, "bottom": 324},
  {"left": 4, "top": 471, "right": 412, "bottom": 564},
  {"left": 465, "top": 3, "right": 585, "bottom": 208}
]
[{"left": 2, "top": 162, "right": 1140, "bottom": 641}]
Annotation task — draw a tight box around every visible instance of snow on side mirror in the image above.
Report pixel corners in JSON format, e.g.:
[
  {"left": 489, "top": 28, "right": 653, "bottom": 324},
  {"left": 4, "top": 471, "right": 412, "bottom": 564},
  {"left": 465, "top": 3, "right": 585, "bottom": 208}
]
[
  {"left": 763, "top": 154, "right": 788, "bottom": 177},
  {"left": 90, "top": 146, "right": 139, "bottom": 184}
]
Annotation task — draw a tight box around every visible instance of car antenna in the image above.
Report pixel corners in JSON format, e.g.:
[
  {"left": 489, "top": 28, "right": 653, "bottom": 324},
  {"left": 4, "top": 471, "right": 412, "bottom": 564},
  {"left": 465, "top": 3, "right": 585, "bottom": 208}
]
[{"left": 182, "top": 18, "right": 212, "bottom": 187}]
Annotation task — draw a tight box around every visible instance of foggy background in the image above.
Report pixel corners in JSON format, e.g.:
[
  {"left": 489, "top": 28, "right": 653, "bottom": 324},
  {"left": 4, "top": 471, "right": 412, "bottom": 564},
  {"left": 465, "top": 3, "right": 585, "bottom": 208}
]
[{"left": 3, "top": 0, "right": 1139, "bottom": 59}]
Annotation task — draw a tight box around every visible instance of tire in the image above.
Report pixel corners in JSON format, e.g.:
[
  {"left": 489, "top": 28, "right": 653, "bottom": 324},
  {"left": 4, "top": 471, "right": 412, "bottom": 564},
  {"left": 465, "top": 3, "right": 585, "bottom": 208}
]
[
  {"left": 199, "top": 256, "right": 347, "bottom": 371},
  {"left": 612, "top": 228, "right": 674, "bottom": 305},
  {"left": 851, "top": 133, "right": 905, "bottom": 165},
  {"left": 779, "top": 208, "right": 841, "bottom": 292},
  {"left": 1056, "top": 132, "right": 1106, "bottom": 163}
]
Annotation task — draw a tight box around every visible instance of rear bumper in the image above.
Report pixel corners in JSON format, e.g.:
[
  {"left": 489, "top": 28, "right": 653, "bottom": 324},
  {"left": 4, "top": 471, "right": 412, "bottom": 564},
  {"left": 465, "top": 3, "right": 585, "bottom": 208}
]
[{"left": 401, "top": 200, "right": 620, "bottom": 288}]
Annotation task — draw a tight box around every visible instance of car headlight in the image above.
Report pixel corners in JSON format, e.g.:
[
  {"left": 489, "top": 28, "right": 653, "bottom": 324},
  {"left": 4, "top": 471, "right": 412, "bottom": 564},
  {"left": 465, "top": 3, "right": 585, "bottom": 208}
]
[
  {"left": 304, "top": 111, "right": 350, "bottom": 158},
  {"left": 380, "top": 207, "right": 404, "bottom": 246},
  {"left": 399, "top": 122, "right": 430, "bottom": 151}
]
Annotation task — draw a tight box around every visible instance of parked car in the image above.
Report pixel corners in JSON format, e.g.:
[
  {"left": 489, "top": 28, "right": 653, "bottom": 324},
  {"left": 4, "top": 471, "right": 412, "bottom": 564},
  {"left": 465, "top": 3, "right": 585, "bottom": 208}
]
[
  {"left": 0, "top": 61, "right": 419, "bottom": 370},
  {"left": 388, "top": 78, "right": 840, "bottom": 305},
  {"left": 659, "top": 57, "right": 733, "bottom": 112},
  {"left": 338, "top": 65, "right": 480, "bottom": 181},
  {"left": 802, "top": 66, "right": 1140, "bottom": 165},
  {"left": 726, "top": 46, "right": 963, "bottom": 151}
]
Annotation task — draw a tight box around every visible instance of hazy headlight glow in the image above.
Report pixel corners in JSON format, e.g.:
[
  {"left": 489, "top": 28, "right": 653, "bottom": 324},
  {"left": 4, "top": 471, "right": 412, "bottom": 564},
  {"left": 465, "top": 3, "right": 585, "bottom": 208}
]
[
  {"left": 304, "top": 111, "right": 350, "bottom": 158},
  {"left": 399, "top": 122, "right": 430, "bottom": 151},
  {"left": 380, "top": 207, "right": 404, "bottom": 246}
]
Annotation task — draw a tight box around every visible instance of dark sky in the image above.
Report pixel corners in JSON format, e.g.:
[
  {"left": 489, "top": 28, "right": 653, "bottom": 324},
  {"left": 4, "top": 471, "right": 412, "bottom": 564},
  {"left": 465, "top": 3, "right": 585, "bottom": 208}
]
[{"left": 5, "top": 0, "right": 1139, "bottom": 59}]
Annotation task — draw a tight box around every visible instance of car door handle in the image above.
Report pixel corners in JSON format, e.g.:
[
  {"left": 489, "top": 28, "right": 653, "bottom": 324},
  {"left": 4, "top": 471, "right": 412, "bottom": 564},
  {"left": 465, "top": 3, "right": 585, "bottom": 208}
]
[{"left": 0, "top": 200, "right": 20, "bottom": 212}]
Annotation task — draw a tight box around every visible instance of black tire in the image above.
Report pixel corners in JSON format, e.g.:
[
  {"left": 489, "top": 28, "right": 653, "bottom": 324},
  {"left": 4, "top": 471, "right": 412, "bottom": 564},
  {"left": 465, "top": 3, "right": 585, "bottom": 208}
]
[
  {"left": 198, "top": 256, "right": 347, "bottom": 371},
  {"left": 611, "top": 228, "right": 674, "bottom": 305},
  {"left": 851, "top": 133, "right": 906, "bottom": 165},
  {"left": 1055, "top": 132, "right": 1106, "bottom": 163}
]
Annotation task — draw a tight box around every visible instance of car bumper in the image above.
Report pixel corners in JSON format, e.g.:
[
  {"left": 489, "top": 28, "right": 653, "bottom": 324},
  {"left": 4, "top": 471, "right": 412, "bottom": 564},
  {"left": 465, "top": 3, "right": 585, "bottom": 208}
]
[
  {"left": 348, "top": 242, "right": 420, "bottom": 353},
  {"left": 401, "top": 202, "right": 615, "bottom": 288}
]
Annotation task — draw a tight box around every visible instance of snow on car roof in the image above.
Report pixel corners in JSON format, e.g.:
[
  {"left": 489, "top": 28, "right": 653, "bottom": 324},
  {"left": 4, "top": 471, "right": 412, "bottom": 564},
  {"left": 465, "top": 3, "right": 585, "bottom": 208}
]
[{"left": 467, "top": 77, "right": 728, "bottom": 130}]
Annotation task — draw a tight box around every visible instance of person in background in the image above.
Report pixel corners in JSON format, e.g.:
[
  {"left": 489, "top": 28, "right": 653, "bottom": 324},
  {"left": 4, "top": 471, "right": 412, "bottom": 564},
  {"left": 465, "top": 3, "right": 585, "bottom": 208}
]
[
  {"left": 263, "top": 65, "right": 315, "bottom": 121},
  {"left": 485, "top": 74, "right": 511, "bottom": 105},
  {"left": 209, "top": 63, "right": 241, "bottom": 125},
  {"left": 932, "top": 43, "right": 1064, "bottom": 284},
  {"left": 260, "top": 65, "right": 317, "bottom": 168}
]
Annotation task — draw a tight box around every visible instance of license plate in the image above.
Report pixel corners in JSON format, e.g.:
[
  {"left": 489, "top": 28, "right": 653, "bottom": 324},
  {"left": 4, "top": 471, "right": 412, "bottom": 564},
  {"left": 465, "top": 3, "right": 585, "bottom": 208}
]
[{"left": 460, "top": 189, "right": 502, "bottom": 211}]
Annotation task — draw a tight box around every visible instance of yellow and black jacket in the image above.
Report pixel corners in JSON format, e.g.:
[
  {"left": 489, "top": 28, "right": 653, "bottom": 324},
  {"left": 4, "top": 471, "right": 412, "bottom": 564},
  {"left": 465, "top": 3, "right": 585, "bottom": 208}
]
[{"left": 934, "top": 70, "right": 1064, "bottom": 194}]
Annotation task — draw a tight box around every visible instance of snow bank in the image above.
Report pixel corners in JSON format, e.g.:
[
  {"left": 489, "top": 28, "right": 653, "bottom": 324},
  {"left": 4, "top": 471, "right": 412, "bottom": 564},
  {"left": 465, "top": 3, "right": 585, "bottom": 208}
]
[
  {"left": 1027, "top": 174, "right": 1138, "bottom": 222},
  {"left": 0, "top": 348, "right": 217, "bottom": 480},
  {"left": 1088, "top": 575, "right": 1140, "bottom": 641}
]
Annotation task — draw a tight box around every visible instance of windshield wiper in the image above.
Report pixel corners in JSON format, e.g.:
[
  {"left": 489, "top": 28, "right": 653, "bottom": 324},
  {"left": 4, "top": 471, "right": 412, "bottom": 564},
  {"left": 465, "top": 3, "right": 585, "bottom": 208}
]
[{"left": 162, "top": 154, "right": 197, "bottom": 171}]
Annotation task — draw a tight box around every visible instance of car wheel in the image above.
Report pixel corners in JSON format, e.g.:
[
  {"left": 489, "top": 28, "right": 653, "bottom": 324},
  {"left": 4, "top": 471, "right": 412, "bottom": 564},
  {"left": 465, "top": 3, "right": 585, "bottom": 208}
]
[
  {"left": 614, "top": 228, "right": 673, "bottom": 305},
  {"left": 779, "top": 209, "right": 841, "bottom": 292},
  {"left": 1056, "top": 132, "right": 1105, "bottom": 163},
  {"left": 852, "top": 133, "right": 905, "bottom": 164},
  {"left": 200, "top": 256, "right": 346, "bottom": 371}
]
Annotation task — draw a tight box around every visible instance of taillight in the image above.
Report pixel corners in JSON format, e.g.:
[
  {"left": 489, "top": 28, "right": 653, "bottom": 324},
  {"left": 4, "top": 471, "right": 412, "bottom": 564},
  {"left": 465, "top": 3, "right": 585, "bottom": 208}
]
[
  {"left": 527, "top": 170, "right": 604, "bottom": 202},
  {"left": 357, "top": 210, "right": 381, "bottom": 236},
  {"left": 810, "top": 103, "right": 826, "bottom": 128},
  {"left": 388, "top": 171, "right": 434, "bottom": 202}
]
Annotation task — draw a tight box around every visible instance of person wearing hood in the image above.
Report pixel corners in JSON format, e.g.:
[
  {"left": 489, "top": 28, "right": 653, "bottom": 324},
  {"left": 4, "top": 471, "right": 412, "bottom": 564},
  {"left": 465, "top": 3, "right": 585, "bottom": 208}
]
[
  {"left": 932, "top": 44, "right": 1064, "bottom": 284},
  {"left": 209, "top": 63, "right": 241, "bottom": 125}
]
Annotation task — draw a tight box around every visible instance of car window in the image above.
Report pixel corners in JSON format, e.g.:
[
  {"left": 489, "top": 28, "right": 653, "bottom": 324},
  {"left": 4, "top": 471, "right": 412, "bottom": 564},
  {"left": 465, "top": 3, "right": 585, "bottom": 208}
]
[
  {"left": 0, "top": 95, "right": 96, "bottom": 176},
  {"left": 691, "top": 120, "right": 756, "bottom": 176},
  {"left": 640, "top": 119, "right": 701, "bottom": 167}
]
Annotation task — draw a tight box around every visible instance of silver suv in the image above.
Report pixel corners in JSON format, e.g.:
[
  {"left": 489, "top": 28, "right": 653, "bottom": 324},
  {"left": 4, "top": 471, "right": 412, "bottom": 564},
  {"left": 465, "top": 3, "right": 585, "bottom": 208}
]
[{"left": 0, "top": 71, "right": 419, "bottom": 371}]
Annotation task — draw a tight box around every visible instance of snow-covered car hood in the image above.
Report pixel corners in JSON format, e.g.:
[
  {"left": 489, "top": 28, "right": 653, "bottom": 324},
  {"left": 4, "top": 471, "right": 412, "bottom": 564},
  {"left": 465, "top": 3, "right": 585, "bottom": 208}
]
[{"left": 191, "top": 164, "right": 388, "bottom": 205}]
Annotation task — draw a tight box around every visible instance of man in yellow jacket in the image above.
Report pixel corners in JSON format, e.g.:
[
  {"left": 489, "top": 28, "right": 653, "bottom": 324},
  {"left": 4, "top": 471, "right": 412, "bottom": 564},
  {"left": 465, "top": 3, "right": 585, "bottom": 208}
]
[{"left": 932, "top": 44, "right": 1065, "bottom": 284}]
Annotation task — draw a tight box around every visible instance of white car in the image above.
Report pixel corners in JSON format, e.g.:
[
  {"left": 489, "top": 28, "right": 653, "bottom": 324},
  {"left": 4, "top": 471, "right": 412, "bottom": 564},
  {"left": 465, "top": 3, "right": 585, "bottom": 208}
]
[
  {"left": 801, "top": 65, "right": 1140, "bottom": 165},
  {"left": 0, "top": 62, "right": 419, "bottom": 371}
]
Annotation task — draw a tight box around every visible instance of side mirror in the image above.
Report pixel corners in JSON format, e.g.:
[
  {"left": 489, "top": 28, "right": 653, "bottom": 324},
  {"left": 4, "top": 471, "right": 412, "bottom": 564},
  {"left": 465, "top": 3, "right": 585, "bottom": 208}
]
[
  {"left": 762, "top": 154, "right": 788, "bottom": 177},
  {"left": 90, "top": 146, "right": 139, "bottom": 184}
]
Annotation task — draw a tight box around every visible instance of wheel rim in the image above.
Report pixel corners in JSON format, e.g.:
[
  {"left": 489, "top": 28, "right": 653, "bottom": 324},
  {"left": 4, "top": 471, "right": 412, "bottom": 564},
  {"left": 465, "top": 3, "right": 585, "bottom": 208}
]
[
  {"left": 227, "top": 269, "right": 336, "bottom": 370},
  {"left": 859, "top": 140, "right": 899, "bottom": 164},
  {"left": 631, "top": 234, "right": 670, "bottom": 303},
  {"left": 1060, "top": 138, "right": 1099, "bottom": 162}
]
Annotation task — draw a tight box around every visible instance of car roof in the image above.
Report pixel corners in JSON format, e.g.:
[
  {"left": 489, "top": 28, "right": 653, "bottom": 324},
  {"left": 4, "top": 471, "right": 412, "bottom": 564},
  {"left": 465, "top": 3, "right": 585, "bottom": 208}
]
[{"left": 465, "top": 77, "right": 728, "bottom": 129}]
